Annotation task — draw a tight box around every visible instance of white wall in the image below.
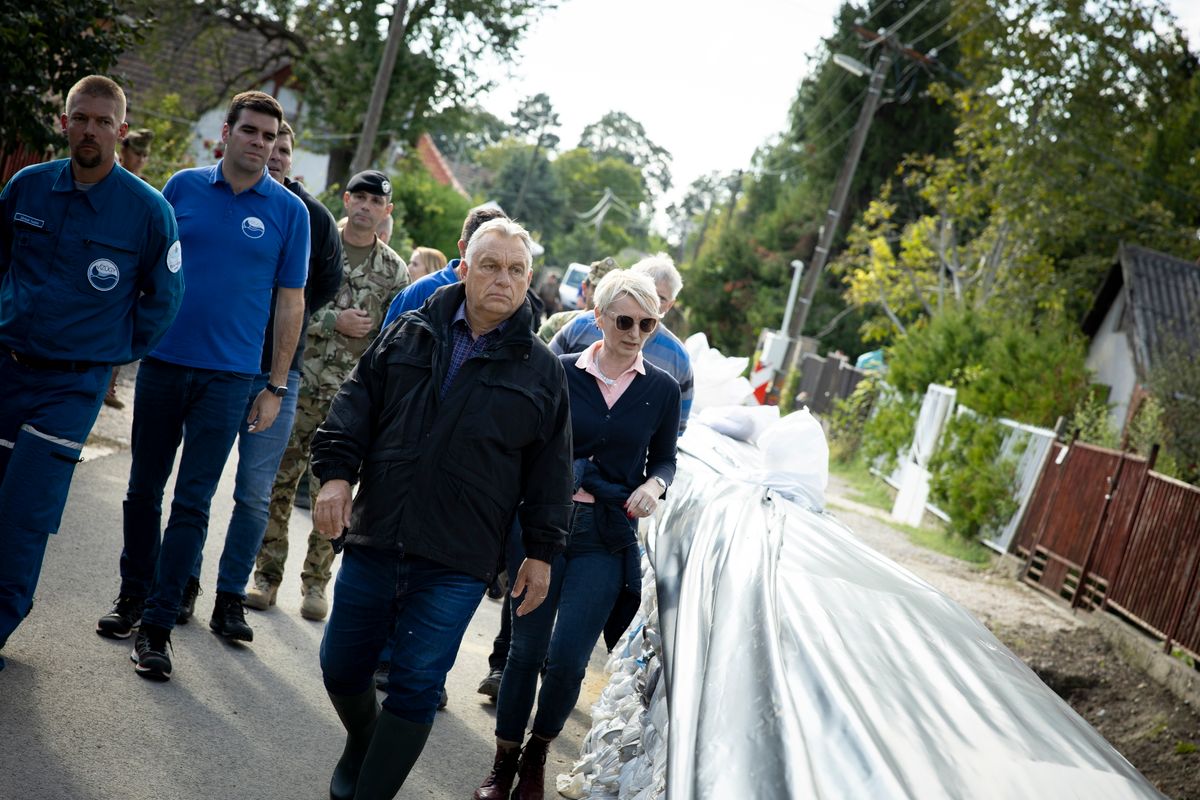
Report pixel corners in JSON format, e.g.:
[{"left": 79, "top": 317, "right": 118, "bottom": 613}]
[
  {"left": 1084, "top": 290, "right": 1139, "bottom": 429},
  {"left": 187, "top": 106, "right": 329, "bottom": 195}
]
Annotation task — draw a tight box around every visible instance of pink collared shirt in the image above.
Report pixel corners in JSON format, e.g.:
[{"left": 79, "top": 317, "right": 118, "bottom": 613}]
[{"left": 573, "top": 340, "right": 646, "bottom": 503}]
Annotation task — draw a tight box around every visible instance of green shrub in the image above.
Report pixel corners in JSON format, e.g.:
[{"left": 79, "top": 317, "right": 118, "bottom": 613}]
[
  {"left": 929, "top": 413, "right": 1018, "bottom": 540},
  {"left": 1067, "top": 392, "right": 1119, "bottom": 449},
  {"left": 828, "top": 376, "right": 880, "bottom": 463},
  {"left": 861, "top": 386, "right": 919, "bottom": 475},
  {"left": 778, "top": 367, "right": 801, "bottom": 415}
]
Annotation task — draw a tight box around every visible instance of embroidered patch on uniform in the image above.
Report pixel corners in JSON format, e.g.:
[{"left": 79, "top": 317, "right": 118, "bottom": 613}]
[
  {"left": 241, "top": 216, "right": 266, "bottom": 239},
  {"left": 14, "top": 213, "right": 44, "bottom": 228},
  {"left": 166, "top": 241, "right": 182, "bottom": 273},
  {"left": 87, "top": 258, "right": 120, "bottom": 291}
]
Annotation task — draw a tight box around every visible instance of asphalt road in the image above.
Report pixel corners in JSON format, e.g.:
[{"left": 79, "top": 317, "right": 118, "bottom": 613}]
[{"left": 0, "top": 446, "right": 606, "bottom": 800}]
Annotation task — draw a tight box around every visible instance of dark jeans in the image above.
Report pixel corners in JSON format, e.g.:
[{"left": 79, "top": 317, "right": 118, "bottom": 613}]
[
  {"left": 494, "top": 503, "right": 624, "bottom": 742},
  {"left": 0, "top": 358, "right": 107, "bottom": 649},
  {"left": 321, "top": 546, "right": 486, "bottom": 725},
  {"left": 119, "top": 358, "right": 252, "bottom": 630}
]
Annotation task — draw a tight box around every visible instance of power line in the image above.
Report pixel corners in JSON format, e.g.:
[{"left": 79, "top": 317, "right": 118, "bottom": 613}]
[
  {"left": 864, "top": 0, "right": 935, "bottom": 49},
  {"left": 907, "top": 5, "right": 966, "bottom": 48},
  {"left": 930, "top": 5, "right": 999, "bottom": 56}
]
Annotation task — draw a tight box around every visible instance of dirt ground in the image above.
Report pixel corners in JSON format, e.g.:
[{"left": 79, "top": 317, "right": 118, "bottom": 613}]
[{"left": 826, "top": 475, "right": 1200, "bottom": 800}]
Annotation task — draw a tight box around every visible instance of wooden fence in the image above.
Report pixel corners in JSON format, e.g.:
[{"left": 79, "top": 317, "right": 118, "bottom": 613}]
[{"left": 1014, "top": 441, "right": 1200, "bottom": 659}]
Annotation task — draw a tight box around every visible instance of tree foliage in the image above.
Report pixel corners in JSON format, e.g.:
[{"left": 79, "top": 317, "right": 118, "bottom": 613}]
[
  {"left": 0, "top": 0, "right": 147, "bottom": 153},
  {"left": 165, "top": 0, "right": 554, "bottom": 184},
  {"left": 577, "top": 110, "right": 672, "bottom": 198},
  {"left": 886, "top": 307, "right": 1090, "bottom": 427}
]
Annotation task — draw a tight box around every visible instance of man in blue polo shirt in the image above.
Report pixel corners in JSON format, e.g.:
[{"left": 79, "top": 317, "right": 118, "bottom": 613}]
[
  {"left": 0, "top": 75, "right": 183, "bottom": 672},
  {"left": 96, "top": 91, "right": 309, "bottom": 682},
  {"left": 549, "top": 253, "right": 694, "bottom": 433},
  {"left": 380, "top": 205, "right": 508, "bottom": 329}
]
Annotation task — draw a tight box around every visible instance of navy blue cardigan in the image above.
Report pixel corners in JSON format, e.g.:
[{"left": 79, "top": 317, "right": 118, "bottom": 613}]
[{"left": 561, "top": 352, "right": 680, "bottom": 495}]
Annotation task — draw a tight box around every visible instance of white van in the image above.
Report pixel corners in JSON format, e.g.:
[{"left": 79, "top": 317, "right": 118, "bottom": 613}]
[{"left": 558, "top": 263, "right": 590, "bottom": 310}]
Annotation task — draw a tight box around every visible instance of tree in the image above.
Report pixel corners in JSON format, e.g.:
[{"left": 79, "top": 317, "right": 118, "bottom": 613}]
[
  {"left": 0, "top": 0, "right": 147, "bottom": 153},
  {"left": 577, "top": 111, "right": 672, "bottom": 197},
  {"left": 387, "top": 153, "right": 474, "bottom": 257},
  {"left": 171, "top": 1, "right": 556, "bottom": 185},
  {"left": 511, "top": 92, "right": 561, "bottom": 150},
  {"left": 550, "top": 148, "right": 648, "bottom": 260}
]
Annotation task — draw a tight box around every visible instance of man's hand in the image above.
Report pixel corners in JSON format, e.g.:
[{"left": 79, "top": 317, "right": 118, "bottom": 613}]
[
  {"left": 314, "top": 479, "right": 352, "bottom": 539},
  {"left": 335, "top": 308, "right": 374, "bottom": 339},
  {"left": 246, "top": 390, "right": 282, "bottom": 433},
  {"left": 511, "top": 558, "right": 552, "bottom": 617}
]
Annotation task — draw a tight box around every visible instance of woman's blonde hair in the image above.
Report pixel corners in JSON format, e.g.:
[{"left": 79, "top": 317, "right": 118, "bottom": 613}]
[
  {"left": 592, "top": 269, "right": 660, "bottom": 319},
  {"left": 409, "top": 246, "right": 448, "bottom": 278}
]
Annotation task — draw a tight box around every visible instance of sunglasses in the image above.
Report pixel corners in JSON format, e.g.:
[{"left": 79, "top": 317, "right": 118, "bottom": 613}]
[{"left": 605, "top": 310, "right": 658, "bottom": 334}]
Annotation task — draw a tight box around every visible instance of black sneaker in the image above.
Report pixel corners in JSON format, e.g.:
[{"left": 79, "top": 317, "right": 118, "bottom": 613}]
[
  {"left": 177, "top": 577, "right": 201, "bottom": 625},
  {"left": 477, "top": 667, "right": 503, "bottom": 701},
  {"left": 97, "top": 595, "right": 145, "bottom": 639},
  {"left": 130, "top": 623, "right": 172, "bottom": 681},
  {"left": 210, "top": 591, "right": 253, "bottom": 642}
]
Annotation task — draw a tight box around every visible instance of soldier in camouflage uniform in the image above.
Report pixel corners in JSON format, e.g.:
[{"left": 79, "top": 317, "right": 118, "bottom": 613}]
[
  {"left": 247, "top": 170, "right": 408, "bottom": 620},
  {"left": 536, "top": 256, "right": 619, "bottom": 343}
]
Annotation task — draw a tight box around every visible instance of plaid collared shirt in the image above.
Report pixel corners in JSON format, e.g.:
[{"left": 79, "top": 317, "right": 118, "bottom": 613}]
[{"left": 441, "top": 302, "right": 507, "bottom": 399}]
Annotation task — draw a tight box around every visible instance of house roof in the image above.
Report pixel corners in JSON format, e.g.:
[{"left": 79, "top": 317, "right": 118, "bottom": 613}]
[
  {"left": 116, "top": 17, "right": 292, "bottom": 120},
  {"left": 1082, "top": 244, "right": 1200, "bottom": 378},
  {"left": 415, "top": 133, "right": 470, "bottom": 199}
]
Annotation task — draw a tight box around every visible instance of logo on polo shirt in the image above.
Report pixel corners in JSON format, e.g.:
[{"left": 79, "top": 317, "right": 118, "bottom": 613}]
[
  {"left": 166, "top": 241, "right": 182, "bottom": 273},
  {"left": 87, "top": 258, "right": 120, "bottom": 291},
  {"left": 242, "top": 216, "right": 266, "bottom": 239}
]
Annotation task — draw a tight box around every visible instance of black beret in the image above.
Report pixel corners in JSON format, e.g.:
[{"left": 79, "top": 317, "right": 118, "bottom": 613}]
[{"left": 346, "top": 170, "right": 392, "bottom": 197}]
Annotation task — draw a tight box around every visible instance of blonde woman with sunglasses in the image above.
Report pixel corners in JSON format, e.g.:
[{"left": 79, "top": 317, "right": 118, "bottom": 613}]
[{"left": 475, "top": 269, "right": 680, "bottom": 800}]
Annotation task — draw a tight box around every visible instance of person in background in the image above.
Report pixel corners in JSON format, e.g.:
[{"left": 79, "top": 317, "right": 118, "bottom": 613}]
[
  {"left": 407, "top": 246, "right": 447, "bottom": 285},
  {"left": 247, "top": 170, "right": 407, "bottom": 622},
  {"left": 183, "top": 119, "right": 344, "bottom": 641},
  {"left": 0, "top": 76, "right": 183, "bottom": 672},
  {"left": 376, "top": 214, "right": 394, "bottom": 246},
  {"left": 309, "top": 217, "right": 572, "bottom": 799},
  {"left": 104, "top": 126, "right": 157, "bottom": 410},
  {"left": 474, "top": 269, "right": 678, "bottom": 800}
]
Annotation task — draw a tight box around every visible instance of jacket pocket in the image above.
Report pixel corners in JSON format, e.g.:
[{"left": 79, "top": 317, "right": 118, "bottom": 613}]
[{"left": 71, "top": 236, "right": 138, "bottom": 300}]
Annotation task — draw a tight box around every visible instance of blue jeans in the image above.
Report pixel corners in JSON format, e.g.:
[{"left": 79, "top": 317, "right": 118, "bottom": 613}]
[
  {"left": 321, "top": 546, "right": 486, "bottom": 725},
  {"left": 119, "top": 358, "right": 252, "bottom": 630},
  {"left": 495, "top": 504, "right": 624, "bottom": 742},
  {"left": 194, "top": 370, "right": 300, "bottom": 595},
  {"left": 0, "top": 358, "right": 108, "bottom": 649}
]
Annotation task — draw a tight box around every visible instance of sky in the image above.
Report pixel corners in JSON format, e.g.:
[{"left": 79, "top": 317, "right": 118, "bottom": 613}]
[{"left": 479, "top": 0, "right": 1200, "bottom": 219}]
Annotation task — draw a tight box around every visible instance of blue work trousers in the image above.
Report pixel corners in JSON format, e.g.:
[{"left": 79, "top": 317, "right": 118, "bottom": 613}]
[
  {"left": 321, "top": 546, "right": 486, "bottom": 725},
  {"left": 495, "top": 503, "right": 624, "bottom": 743},
  {"left": 0, "top": 357, "right": 108, "bottom": 649},
  {"left": 118, "top": 358, "right": 251, "bottom": 630},
  {"left": 194, "top": 370, "right": 300, "bottom": 595}
]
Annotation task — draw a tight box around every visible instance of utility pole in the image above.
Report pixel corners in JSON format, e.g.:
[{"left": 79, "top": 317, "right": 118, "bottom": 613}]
[
  {"left": 782, "top": 44, "right": 893, "bottom": 372},
  {"left": 350, "top": 0, "right": 409, "bottom": 176},
  {"left": 512, "top": 116, "right": 549, "bottom": 220}
]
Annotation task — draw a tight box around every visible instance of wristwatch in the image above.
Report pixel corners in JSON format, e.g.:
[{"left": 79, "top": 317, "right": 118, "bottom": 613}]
[
  {"left": 652, "top": 476, "right": 667, "bottom": 492},
  {"left": 266, "top": 381, "right": 288, "bottom": 397}
]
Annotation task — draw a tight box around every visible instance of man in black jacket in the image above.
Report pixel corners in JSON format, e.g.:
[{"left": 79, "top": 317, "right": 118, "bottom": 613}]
[{"left": 309, "top": 217, "right": 573, "bottom": 800}]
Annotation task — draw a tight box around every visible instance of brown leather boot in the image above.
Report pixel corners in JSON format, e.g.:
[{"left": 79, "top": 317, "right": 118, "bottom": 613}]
[
  {"left": 511, "top": 734, "right": 552, "bottom": 800},
  {"left": 472, "top": 743, "right": 521, "bottom": 800}
]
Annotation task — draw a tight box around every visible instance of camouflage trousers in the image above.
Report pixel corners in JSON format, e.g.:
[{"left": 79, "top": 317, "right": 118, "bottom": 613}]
[{"left": 255, "top": 390, "right": 336, "bottom": 590}]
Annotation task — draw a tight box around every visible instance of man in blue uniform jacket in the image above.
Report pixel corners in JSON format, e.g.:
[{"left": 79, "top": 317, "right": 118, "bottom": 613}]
[{"left": 0, "top": 76, "right": 184, "bottom": 671}]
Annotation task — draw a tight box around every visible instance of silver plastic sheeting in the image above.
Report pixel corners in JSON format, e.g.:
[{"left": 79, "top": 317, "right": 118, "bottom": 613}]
[{"left": 646, "top": 424, "right": 1165, "bottom": 800}]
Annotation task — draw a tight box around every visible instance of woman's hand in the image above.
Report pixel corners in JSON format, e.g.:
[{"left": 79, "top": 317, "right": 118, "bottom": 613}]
[{"left": 624, "top": 478, "right": 664, "bottom": 519}]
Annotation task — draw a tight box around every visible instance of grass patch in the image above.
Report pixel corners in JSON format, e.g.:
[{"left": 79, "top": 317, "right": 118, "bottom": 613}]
[
  {"left": 897, "top": 520, "right": 994, "bottom": 566},
  {"left": 1175, "top": 741, "right": 1197, "bottom": 755},
  {"left": 829, "top": 457, "right": 895, "bottom": 511}
]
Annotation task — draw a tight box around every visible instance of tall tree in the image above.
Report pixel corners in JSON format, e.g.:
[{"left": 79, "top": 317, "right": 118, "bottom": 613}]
[
  {"left": 172, "top": 0, "right": 555, "bottom": 186},
  {"left": 577, "top": 111, "right": 672, "bottom": 197},
  {"left": 0, "top": 0, "right": 147, "bottom": 154}
]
